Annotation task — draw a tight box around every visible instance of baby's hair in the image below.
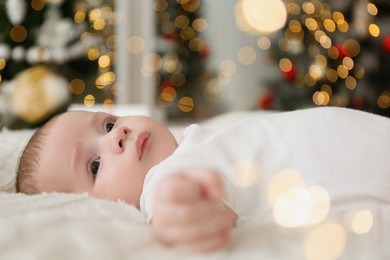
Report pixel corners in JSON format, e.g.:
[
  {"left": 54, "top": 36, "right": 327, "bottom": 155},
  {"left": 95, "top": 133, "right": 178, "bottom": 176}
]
[{"left": 16, "top": 115, "right": 60, "bottom": 194}]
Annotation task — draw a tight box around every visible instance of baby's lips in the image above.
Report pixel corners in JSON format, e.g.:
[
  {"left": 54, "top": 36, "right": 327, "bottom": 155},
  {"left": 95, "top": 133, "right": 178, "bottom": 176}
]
[{"left": 135, "top": 132, "right": 150, "bottom": 160}]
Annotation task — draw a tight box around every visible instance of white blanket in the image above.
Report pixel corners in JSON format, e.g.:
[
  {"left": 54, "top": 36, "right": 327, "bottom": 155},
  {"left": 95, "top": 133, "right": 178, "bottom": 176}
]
[{"left": 0, "top": 110, "right": 389, "bottom": 259}]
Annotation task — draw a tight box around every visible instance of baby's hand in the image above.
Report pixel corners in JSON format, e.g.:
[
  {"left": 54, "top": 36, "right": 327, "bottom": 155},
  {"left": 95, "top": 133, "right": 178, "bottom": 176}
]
[{"left": 151, "top": 169, "right": 237, "bottom": 252}]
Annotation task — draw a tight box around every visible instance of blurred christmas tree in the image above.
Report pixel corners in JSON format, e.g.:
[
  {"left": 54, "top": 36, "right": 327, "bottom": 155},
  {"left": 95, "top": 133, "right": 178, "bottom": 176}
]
[
  {"left": 0, "top": 0, "right": 116, "bottom": 129},
  {"left": 257, "top": 0, "right": 390, "bottom": 117},
  {"left": 154, "top": 0, "right": 217, "bottom": 120}
]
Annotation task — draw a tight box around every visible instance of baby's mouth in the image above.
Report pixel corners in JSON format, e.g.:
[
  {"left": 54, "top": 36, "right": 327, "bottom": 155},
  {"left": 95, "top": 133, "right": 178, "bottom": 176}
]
[{"left": 135, "top": 132, "right": 150, "bottom": 160}]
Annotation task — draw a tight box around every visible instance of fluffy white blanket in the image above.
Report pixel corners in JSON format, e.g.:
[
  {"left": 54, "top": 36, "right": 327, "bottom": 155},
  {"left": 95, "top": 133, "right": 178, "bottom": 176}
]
[{"left": 0, "top": 111, "right": 389, "bottom": 259}]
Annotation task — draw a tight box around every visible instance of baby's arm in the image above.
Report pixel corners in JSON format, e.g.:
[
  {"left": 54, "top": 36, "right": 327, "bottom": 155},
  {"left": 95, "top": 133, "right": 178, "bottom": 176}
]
[{"left": 151, "top": 169, "right": 237, "bottom": 252}]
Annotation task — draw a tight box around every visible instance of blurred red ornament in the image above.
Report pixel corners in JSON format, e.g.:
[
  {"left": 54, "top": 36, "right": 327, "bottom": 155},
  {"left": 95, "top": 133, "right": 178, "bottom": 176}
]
[
  {"left": 257, "top": 93, "right": 273, "bottom": 109},
  {"left": 352, "top": 96, "right": 364, "bottom": 109},
  {"left": 282, "top": 66, "right": 297, "bottom": 81},
  {"left": 163, "top": 32, "right": 177, "bottom": 41},
  {"left": 335, "top": 43, "right": 346, "bottom": 58},
  {"left": 160, "top": 80, "right": 173, "bottom": 89},
  {"left": 382, "top": 36, "right": 390, "bottom": 53},
  {"left": 199, "top": 45, "right": 210, "bottom": 58}
]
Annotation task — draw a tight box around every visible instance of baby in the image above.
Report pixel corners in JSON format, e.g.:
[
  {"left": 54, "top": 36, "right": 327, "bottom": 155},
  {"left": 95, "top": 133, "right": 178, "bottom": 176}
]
[
  {"left": 16, "top": 110, "right": 236, "bottom": 252},
  {"left": 16, "top": 107, "right": 390, "bottom": 252}
]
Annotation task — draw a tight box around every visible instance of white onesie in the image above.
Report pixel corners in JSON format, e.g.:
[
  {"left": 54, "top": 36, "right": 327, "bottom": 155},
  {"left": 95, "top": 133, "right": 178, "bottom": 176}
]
[{"left": 140, "top": 107, "right": 390, "bottom": 224}]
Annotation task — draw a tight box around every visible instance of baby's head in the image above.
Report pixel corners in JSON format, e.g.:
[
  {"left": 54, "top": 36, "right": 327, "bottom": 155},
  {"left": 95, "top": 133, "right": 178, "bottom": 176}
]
[{"left": 17, "top": 111, "right": 178, "bottom": 208}]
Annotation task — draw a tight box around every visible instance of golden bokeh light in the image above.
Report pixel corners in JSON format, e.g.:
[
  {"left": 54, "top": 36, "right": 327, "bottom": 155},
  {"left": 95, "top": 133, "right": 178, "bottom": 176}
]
[
  {"left": 337, "top": 20, "right": 349, "bottom": 32},
  {"left": 309, "top": 64, "right": 324, "bottom": 80},
  {"left": 180, "top": 26, "right": 196, "bottom": 40},
  {"left": 69, "top": 78, "right": 85, "bottom": 95},
  {"left": 369, "top": 23, "right": 380, "bottom": 37},
  {"left": 237, "top": 46, "right": 256, "bottom": 65},
  {"left": 103, "top": 98, "right": 115, "bottom": 109},
  {"left": 321, "top": 84, "right": 333, "bottom": 96},
  {"left": 319, "top": 35, "right": 332, "bottom": 49},
  {"left": 328, "top": 46, "right": 340, "bottom": 59},
  {"left": 231, "top": 160, "right": 262, "bottom": 187},
  {"left": 192, "top": 18, "right": 208, "bottom": 32},
  {"left": 178, "top": 96, "right": 194, "bottom": 112},
  {"left": 345, "top": 76, "right": 357, "bottom": 90},
  {"left": 302, "top": 2, "right": 315, "bottom": 15},
  {"left": 315, "top": 55, "right": 327, "bottom": 67},
  {"left": 10, "top": 25, "right": 28, "bottom": 43},
  {"left": 154, "top": 0, "right": 168, "bottom": 12},
  {"left": 304, "top": 223, "right": 346, "bottom": 260},
  {"left": 333, "top": 11, "right": 345, "bottom": 24},
  {"left": 367, "top": 3, "right": 378, "bottom": 16},
  {"left": 326, "top": 69, "right": 338, "bottom": 83},
  {"left": 87, "top": 48, "right": 100, "bottom": 60},
  {"left": 289, "top": 20, "right": 302, "bottom": 33},
  {"left": 279, "top": 58, "right": 293, "bottom": 72},
  {"left": 98, "top": 55, "right": 111, "bottom": 68},
  {"left": 377, "top": 92, "right": 390, "bottom": 109},
  {"left": 161, "top": 86, "right": 177, "bottom": 102},
  {"left": 74, "top": 9, "right": 86, "bottom": 23},
  {"left": 324, "top": 19, "right": 336, "bottom": 32},
  {"left": 89, "top": 8, "right": 102, "bottom": 21},
  {"left": 313, "top": 91, "right": 330, "bottom": 106},
  {"left": 305, "top": 18, "right": 318, "bottom": 31},
  {"left": 181, "top": 0, "right": 200, "bottom": 13},
  {"left": 31, "top": 0, "right": 45, "bottom": 11},
  {"left": 189, "top": 37, "right": 205, "bottom": 52},
  {"left": 84, "top": 94, "right": 96, "bottom": 107},
  {"left": 337, "top": 65, "right": 349, "bottom": 79},
  {"left": 287, "top": 2, "right": 300, "bottom": 15},
  {"left": 342, "top": 57, "right": 354, "bottom": 70},
  {"left": 0, "top": 59, "right": 6, "bottom": 70},
  {"left": 175, "top": 15, "right": 190, "bottom": 28},
  {"left": 240, "top": 0, "right": 287, "bottom": 34},
  {"left": 285, "top": 28, "right": 304, "bottom": 43}
]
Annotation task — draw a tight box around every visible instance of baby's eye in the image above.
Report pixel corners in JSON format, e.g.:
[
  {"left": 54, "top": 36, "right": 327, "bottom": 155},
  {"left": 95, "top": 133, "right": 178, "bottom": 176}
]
[
  {"left": 106, "top": 122, "right": 115, "bottom": 132},
  {"left": 91, "top": 159, "right": 100, "bottom": 176}
]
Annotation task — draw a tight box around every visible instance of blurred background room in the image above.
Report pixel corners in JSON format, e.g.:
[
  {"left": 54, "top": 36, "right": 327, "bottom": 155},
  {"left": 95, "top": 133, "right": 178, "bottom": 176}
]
[{"left": 1, "top": 0, "right": 390, "bottom": 129}]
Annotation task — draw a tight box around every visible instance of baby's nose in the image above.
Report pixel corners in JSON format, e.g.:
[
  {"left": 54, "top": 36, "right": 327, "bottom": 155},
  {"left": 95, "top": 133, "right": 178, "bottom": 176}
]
[{"left": 111, "top": 126, "right": 130, "bottom": 152}]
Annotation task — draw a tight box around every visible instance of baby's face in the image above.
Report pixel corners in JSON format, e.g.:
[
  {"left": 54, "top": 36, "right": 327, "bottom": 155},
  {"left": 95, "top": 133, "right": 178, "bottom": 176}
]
[{"left": 37, "top": 111, "right": 178, "bottom": 208}]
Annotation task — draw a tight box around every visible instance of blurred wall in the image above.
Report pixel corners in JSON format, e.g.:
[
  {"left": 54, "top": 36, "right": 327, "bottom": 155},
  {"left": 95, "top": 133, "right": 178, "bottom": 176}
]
[{"left": 202, "top": 0, "right": 278, "bottom": 111}]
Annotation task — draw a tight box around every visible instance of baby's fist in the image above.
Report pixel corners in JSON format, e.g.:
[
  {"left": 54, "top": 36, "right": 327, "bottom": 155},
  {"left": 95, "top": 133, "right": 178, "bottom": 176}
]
[{"left": 151, "top": 169, "right": 236, "bottom": 252}]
